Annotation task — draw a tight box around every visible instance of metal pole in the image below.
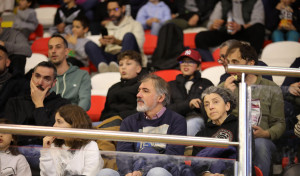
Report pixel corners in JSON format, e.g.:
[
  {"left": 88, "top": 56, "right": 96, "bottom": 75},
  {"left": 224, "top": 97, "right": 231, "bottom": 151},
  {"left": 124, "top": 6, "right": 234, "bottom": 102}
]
[
  {"left": 238, "top": 73, "right": 251, "bottom": 176},
  {"left": 0, "top": 124, "right": 239, "bottom": 147}
]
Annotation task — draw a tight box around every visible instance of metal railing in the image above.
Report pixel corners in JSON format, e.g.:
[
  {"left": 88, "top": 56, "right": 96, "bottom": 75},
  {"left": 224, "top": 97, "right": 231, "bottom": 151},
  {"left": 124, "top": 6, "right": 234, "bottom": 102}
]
[{"left": 0, "top": 65, "right": 299, "bottom": 176}]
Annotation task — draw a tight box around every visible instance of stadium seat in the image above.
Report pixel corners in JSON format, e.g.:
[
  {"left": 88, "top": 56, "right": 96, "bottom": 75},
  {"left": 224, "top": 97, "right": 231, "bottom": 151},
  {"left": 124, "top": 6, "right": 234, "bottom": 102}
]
[
  {"left": 29, "top": 24, "right": 44, "bottom": 41},
  {"left": 86, "top": 95, "right": 106, "bottom": 122},
  {"left": 183, "top": 33, "right": 197, "bottom": 49},
  {"left": 254, "top": 166, "right": 263, "bottom": 176},
  {"left": 143, "top": 33, "right": 157, "bottom": 55},
  {"left": 153, "top": 69, "right": 182, "bottom": 82},
  {"left": 201, "top": 66, "right": 225, "bottom": 86},
  {"left": 261, "top": 41, "right": 300, "bottom": 86},
  {"left": 91, "top": 72, "right": 121, "bottom": 96},
  {"left": 35, "top": 7, "right": 57, "bottom": 28},
  {"left": 31, "top": 37, "right": 50, "bottom": 56},
  {"left": 25, "top": 53, "right": 48, "bottom": 74}
]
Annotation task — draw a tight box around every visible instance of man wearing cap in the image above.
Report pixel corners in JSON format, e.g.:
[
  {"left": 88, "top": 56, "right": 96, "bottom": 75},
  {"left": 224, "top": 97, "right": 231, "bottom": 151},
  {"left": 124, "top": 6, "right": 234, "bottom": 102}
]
[{"left": 168, "top": 49, "right": 213, "bottom": 136}]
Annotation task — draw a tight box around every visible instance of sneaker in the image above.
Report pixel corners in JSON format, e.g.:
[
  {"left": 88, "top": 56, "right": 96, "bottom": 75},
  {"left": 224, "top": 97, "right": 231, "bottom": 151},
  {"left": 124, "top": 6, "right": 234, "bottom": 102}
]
[
  {"left": 98, "top": 62, "right": 109, "bottom": 73},
  {"left": 108, "top": 62, "right": 119, "bottom": 72}
]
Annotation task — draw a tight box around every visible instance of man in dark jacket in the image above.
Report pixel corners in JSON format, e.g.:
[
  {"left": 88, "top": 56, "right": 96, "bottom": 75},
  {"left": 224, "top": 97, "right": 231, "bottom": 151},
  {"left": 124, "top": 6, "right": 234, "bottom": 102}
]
[
  {"left": 0, "top": 45, "right": 29, "bottom": 117},
  {"left": 168, "top": 49, "right": 213, "bottom": 136}
]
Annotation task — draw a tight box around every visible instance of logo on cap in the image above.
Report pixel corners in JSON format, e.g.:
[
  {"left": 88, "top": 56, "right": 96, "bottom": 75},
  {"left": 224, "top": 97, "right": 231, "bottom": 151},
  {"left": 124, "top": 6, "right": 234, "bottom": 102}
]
[{"left": 185, "top": 50, "right": 192, "bottom": 55}]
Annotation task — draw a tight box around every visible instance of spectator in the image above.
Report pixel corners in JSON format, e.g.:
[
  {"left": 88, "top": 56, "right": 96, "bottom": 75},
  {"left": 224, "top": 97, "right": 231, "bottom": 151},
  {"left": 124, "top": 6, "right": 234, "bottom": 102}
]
[
  {"left": 272, "top": 0, "right": 300, "bottom": 42},
  {"left": 49, "top": 34, "right": 91, "bottom": 111},
  {"left": 40, "top": 104, "right": 104, "bottom": 175},
  {"left": 4, "top": 61, "right": 70, "bottom": 168},
  {"left": 65, "top": 15, "right": 90, "bottom": 67},
  {"left": 75, "top": 0, "right": 98, "bottom": 21},
  {"left": 49, "top": 0, "right": 85, "bottom": 34},
  {"left": 136, "top": 0, "right": 171, "bottom": 35},
  {"left": 13, "top": 0, "right": 39, "bottom": 39},
  {"left": 168, "top": 49, "right": 213, "bottom": 136},
  {"left": 85, "top": 0, "right": 145, "bottom": 73},
  {"left": 115, "top": 74, "right": 187, "bottom": 176},
  {"left": 195, "top": 0, "right": 265, "bottom": 54},
  {"left": 0, "top": 14, "right": 32, "bottom": 75},
  {"left": 100, "top": 50, "right": 147, "bottom": 122},
  {"left": 0, "top": 119, "right": 32, "bottom": 176},
  {"left": 167, "top": 0, "right": 220, "bottom": 30},
  {"left": 89, "top": 0, "right": 109, "bottom": 35},
  {"left": 0, "top": 45, "right": 29, "bottom": 117},
  {"left": 218, "top": 42, "right": 285, "bottom": 176},
  {"left": 217, "top": 39, "right": 272, "bottom": 84},
  {"left": 192, "top": 86, "right": 237, "bottom": 175}
]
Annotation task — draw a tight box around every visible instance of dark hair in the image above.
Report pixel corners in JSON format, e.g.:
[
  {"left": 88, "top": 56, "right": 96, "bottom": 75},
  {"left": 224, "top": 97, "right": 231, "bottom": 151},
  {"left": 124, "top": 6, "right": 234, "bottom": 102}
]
[
  {"left": 33, "top": 61, "right": 57, "bottom": 80},
  {"left": 73, "top": 15, "right": 90, "bottom": 29},
  {"left": 140, "top": 74, "right": 170, "bottom": 106},
  {"left": 53, "top": 104, "right": 92, "bottom": 149},
  {"left": 226, "top": 42, "right": 258, "bottom": 65},
  {"left": 50, "top": 34, "right": 68, "bottom": 48},
  {"left": 107, "top": 0, "right": 125, "bottom": 6},
  {"left": 0, "top": 45, "right": 8, "bottom": 57},
  {"left": 201, "top": 86, "right": 236, "bottom": 114},
  {"left": 0, "top": 119, "right": 20, "bottom": 156},
  {"left": 117, "top": 50, "right": 142, "bottom": 66}
]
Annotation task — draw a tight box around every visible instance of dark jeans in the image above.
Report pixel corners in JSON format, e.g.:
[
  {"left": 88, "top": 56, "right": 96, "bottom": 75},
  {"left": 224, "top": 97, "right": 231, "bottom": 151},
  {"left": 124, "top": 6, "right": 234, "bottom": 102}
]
[
  {"left": 195, "top": 23, "right": 265, "bottom": 54},
  {"left": 85, "top": 32, "right": 140, "bottom": 67}
]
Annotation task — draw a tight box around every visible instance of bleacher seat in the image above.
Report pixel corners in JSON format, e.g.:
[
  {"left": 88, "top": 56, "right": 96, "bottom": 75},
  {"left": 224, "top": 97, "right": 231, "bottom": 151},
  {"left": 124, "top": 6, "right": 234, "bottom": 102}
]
[
  {"left": 91, "top": 72, "right": 121, "bottom": 96},
  {"left": 261, "top": 41, "right": 300, "bottom": 86},
  {"left": 153, "top": 69, "right": 182, "bottom": 82},
  {"left": 31, "top": 37, "right": 50, "bottom": 56},
  {"left": 86, "top": 95, "right": 106, "bottom": 122},
  {"left": 201, "top": 66, "right": 225, "bottom": 86},
  {"left": 143, "top": 34, "right": 157, "bottom": 55},
  {"left": 25, "top": 53, "right": 48, "bottom": 74},
  {"left": 29, "top": 24, "right": 44, "bottom": 41},
  {"left": 35, "top": 7, "right": 57, "bottom": 28}
]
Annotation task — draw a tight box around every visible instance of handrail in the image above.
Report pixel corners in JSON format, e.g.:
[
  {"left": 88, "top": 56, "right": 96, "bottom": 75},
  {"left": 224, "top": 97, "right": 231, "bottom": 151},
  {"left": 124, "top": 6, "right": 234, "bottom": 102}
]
[
  {"left": 227, "top": 65, "right": 300, "bottom": 77},
  {"left": 0, "top": 124, "right": 239, "bottom": 147}
]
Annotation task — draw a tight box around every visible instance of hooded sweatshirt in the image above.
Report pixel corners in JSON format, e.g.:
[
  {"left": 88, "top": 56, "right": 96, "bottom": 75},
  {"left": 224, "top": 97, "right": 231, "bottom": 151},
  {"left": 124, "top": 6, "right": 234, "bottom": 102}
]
[{"left": 51, "top": 64, "right": 91, "bottom": 111}]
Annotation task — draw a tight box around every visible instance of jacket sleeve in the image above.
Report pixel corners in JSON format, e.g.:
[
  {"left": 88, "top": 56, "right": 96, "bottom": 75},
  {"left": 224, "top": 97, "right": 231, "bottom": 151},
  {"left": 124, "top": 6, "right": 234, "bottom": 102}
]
[
  {"left": 192, "top": 130, "right": 205, "bottom": 156},
  {"left": 78, "top": 71, "right": 91, "bottom": 111},
  {"left": 248, "top": 0, "right": 265, "bottom": 25},
  {"left": 165, "top": 115, "right": 187, "bottom": 155},
  {"left": 82, "top": 141, "right": 104, "bottom": 175},
  {"left": 207, "top": 1, "right": 222, "bottom": 29},
  {"left": 4, "top": 30, "right": 32, "bottom": 57},
  {"left": 40, "top": 149, "right": 56, "bottom": 176},
  {"left": 16, "top": 155, "right": 32, "bottom": 176},
  {"left": 16, "top": 9, "right": 39, "bottom": 31},
  {"left": 136, "top": 5, "right": 148, "bottom": 29},
  {"left": 267, "top": 86, "right": 286, "bottom": 140},
  {"left": 160, "top": 5, "right": 171, "bottom": 23},
  {"left": 116, "top": 118, "right": 136, "bottom": 174}
]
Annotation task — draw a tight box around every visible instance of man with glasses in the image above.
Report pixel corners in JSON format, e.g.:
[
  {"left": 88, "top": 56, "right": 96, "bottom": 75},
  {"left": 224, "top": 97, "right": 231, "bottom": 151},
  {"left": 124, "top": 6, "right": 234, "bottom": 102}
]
[
  {"left": 217, "top": 40, "right": 272, "bottom": 84},
  {"left": 168, "top": 49, "right": 213, "bottom": 136},
  {"left": 85, "top": 0, "right": 145, "bottom": 73},
  {"left": 218, "top": 42, "right": 285, "bottom": 176}
]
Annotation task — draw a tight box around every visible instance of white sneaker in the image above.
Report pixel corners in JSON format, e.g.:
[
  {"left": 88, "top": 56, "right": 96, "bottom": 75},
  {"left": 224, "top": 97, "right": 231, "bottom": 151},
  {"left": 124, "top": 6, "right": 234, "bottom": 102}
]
[
  {"left": 108, "top": 62, "right": 119, "bottom": 72},
  {"left": 98, "top": 62, "right": 109, "bottom": 73}
]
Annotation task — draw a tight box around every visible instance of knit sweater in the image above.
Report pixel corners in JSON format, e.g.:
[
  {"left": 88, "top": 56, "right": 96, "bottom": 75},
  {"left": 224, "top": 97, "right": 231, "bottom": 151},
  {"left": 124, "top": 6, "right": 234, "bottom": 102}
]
[{"left": 0, "top": 151, "right": 31, "bottom": 176}]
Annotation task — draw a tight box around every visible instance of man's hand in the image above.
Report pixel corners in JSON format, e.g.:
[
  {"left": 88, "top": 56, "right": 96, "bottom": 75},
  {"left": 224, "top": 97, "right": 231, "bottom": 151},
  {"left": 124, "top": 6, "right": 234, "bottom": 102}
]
[
  {"left": 203, "top": 172, "right": 224, "bottom": 176},
  {"left": 125, "top": 171, "right": 142, "bottom": 176},
  {"left": 189, "top": 98, "right": 202, "bottom": 109},
  {"left": 0, "top": 40, "right": 5, "bottom": 46},
  {"left": 30, "top": 80, "right": 49, "bottom": 108},
  {"left": 210, "top": 19, "right": 224, "bottom": 30},
  {"left": 288, "top": 82, "right": 300, "bottom": 96},
  {"left": 252, "top": 126, "right": 270, "bottom": 138},
  {"left": 57, "top": 23, "right": 66, "bottom": 33},
  {"left": 146, "top": 18, "right": 160, "bottom": 27},
  {"left": 103, "top": 35, "right": 122, "bottom": 45},
  {"left": 188, "top": 14, "right": 199, "bottom": 27},
  {"left": 224, "top": 76, "right": 237, "bottom": 92},
  {"left": 276, "top": 2, "right": 285, "bottom": 10},
  {"left": 43, "top": 136, "right": 56, "bottom": 148},
  {"left": 65, "top": 34, "right": 77, "bottom": 45},
  {"left": 227, "top": 21, "right": 241, "bottom": 35}
]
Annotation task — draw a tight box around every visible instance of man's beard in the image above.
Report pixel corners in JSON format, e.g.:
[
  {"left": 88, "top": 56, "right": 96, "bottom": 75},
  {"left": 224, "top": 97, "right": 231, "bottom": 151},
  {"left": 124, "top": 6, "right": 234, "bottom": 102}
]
[
  {"left": 136, "top": 97, "right": 157, "bottom": 112},
  {"left": 111, "top": 13, "right": 124, "bottom": 25}
]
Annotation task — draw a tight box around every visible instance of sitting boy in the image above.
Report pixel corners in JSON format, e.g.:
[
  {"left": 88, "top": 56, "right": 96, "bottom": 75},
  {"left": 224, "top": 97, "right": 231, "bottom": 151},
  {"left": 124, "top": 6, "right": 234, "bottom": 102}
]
[{"left": 168, "top": 49, "right": 213, "bottom": 136}]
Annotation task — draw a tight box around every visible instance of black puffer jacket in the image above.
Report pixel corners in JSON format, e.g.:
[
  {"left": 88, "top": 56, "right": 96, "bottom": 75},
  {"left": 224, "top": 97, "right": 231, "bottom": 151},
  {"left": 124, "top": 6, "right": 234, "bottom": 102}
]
[{"left": 168, "top": 71, "right": 213, "bottom": 117}]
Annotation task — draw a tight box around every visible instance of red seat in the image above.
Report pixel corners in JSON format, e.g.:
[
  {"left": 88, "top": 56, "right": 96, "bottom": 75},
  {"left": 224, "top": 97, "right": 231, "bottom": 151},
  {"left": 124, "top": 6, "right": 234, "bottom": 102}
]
[
  {"left": 143, "top": 34, "right": 157, "bottom": 55},
  {"left": 212, "top": 48, "right": 220, "bottom": 62},
  {"left": 29, "top": 24, "right": 44, "bottom": 41},
  {"left": 254, "top": 166, "right": 263, "bottom": 176},
  {"left": 39, "top": 4, "right": 60, "bottom": 8},
  {"left": 184, "top": 33, "right": 197, "bottom": 49},
  {"left": 86, "top": 95, "right": 106, "bottom": 122},
  {"left": 31, "top": 37, "right": 50, "bottom": 56},
  {"left": 201, "top": 61, "right": 221, "bottom": 71},
  {"left": 153, "top": 69, "right": 182, "bottom": 82}
]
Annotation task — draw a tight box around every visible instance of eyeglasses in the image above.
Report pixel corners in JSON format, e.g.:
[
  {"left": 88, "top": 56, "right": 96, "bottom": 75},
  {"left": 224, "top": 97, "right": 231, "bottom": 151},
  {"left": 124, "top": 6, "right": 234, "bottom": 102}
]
[
  {"left": 179, "top": 60, "right": 197, "bottom": 65},
  {"left": 218, "top": 54, "right": 229, "bottom": 64},
  {"left": 107, "top": 7, "right": 120, "bottom": 13}
]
